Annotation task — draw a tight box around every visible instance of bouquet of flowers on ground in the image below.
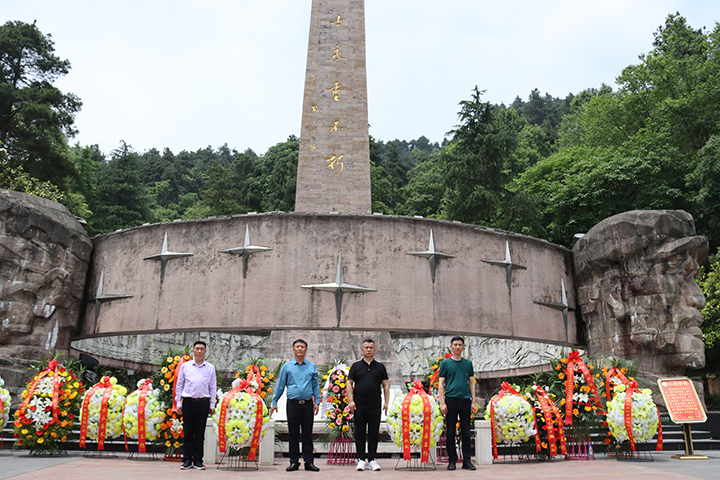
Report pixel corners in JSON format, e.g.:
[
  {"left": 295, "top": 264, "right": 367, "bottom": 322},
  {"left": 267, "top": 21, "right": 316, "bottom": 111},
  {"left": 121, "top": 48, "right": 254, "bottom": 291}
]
[
  {"left": 521, "top": 384, "right": 566, "bottom": 460},
  {"left": 79, "top": 376, "right": 127, "bottom": 449},
  {"left": 154, "top": 349, "right": 192, "bottom": 456},
  {"left": 12, "top": 359, "right": 84, "bottom": 454},
  {"left": 605, "top": 382, "right": 661, "bottom": 452},
  {"left": 235, "top": 357, "right": 279, "bottom": 406},
  {"left": 485, "top": 382, "right": 538, "bottom": 459},
  {"left": 122, "top": 379, "right": 166, "bottom": 452},
  {"left": 321, "top": 362, "right": 353, "bottom": 439},
  {"left": 386, "top": 381, "right": 444, "bottom": 464},
  {"left": 213, "top": 378, "right": 271, "bottom": 460}
]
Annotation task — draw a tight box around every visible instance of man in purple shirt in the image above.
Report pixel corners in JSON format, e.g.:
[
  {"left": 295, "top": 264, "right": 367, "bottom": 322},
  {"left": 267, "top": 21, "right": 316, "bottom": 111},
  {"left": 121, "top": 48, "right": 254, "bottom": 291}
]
[{"left": 175, "top": 341, "right": 217, "bottom": 470}]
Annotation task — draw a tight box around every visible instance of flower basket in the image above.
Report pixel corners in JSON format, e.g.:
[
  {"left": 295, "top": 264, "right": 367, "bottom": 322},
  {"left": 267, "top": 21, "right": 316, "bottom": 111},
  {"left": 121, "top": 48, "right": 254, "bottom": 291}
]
[
  {"left": 213, "top": 378, "right": 270, "bottom": 462},
  {"left": 12, "top": 359, "right": 84, "bottom": 454},
  {"left": 386, "top": 381, "right": 443, "bottom": 464},
  {"left": 485, "top": 382, "right": 538, "bottom": 460},
  {"left": 79, "top": 376, "right": 127, "bottom": 450},
  {"left": 122, "top": 379, "right": 166, "bottom": 453}
]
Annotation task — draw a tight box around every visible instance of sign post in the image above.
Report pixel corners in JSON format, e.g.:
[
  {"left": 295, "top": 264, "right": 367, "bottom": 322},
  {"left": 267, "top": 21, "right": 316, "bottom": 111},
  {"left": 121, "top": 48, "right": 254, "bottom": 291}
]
[{"left": 657, "top": 377, "right": 708, "bottom": 460}]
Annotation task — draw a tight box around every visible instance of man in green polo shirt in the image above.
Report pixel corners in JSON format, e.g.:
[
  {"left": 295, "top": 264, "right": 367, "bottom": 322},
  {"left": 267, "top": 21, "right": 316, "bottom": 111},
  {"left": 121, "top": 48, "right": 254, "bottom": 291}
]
[{"left": 438, "top": 336, "right": 476, "bottom": 471}]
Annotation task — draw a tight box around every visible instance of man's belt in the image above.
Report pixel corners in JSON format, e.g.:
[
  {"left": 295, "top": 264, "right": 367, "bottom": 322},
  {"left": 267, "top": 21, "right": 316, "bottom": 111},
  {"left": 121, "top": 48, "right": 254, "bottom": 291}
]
[
  {"left": 288, "top": 399, "right": 312, "bottom": 404},
  {"left": 184, "top": 397, "right": 210, "bottom": 403}
]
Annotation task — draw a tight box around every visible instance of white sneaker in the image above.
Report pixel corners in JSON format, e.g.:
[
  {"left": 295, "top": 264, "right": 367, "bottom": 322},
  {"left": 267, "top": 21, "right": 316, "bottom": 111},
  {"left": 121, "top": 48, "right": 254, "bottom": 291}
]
[
  {"left": 356, "top": 460, "right": 366, "bottom": 471},
  {"left": 369, "top": 460, "right": 381, "bottom": 471}
]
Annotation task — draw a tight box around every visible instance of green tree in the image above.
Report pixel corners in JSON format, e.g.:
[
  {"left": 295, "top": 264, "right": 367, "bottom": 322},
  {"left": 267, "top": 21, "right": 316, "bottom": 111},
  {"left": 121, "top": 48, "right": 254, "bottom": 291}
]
[
  {"left": 260, "top": 136, "right": 298, "bottom": 212},
  {"left": 696, "top": 249, "right": 720, "bottom": 399},
  {"left": 440, "top": 87, "right": 540, "bottom": 233},
  {"left": 91, "top": 142, "right": 152, "bottom": 234},
  {"left": 0, "top": 21, "right": 81, "bottom": 186}
]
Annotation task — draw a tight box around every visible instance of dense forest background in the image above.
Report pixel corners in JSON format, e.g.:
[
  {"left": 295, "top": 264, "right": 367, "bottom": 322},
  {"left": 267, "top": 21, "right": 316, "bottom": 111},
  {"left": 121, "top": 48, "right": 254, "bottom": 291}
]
[{"left": 2, "top": 14, "right": 720, "bottom": 387}]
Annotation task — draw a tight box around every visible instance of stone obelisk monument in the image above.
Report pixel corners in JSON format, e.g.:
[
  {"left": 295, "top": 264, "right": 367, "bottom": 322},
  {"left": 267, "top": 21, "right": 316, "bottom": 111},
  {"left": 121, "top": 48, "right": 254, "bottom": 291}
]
[{"left": 295, "top": 0, "right": 372, "bottom": 213}]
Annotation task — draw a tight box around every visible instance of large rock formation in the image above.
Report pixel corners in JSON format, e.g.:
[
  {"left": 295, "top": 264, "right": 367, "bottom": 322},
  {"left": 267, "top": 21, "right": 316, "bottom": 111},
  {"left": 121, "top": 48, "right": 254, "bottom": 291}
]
[
  {"left": 0, "top": 190, "right": 92, "bottom": 396},
  {"left": 573, "top": 210, "right": 708, "bottom": 396}
]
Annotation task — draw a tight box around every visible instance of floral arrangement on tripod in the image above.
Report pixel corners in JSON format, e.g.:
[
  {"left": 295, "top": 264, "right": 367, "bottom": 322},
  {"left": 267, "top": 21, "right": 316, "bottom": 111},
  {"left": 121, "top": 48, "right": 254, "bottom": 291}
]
[
  {"left": 12, "top": 357, "right": 84, "bottom": 454},
  {"left": 321, "top": 361, "right": 353, "bottom": 439},
  {"left": 153, "top": 349, "right": 192, "bottom": 455}
]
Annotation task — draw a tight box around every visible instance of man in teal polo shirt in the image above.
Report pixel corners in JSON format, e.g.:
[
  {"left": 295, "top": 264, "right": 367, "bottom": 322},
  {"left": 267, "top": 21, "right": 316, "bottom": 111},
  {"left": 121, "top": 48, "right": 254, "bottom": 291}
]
[
  {"left": 438, "top": 336, "right": 476, "bottom": 471},
  {"left": 271, "top": 339, "right": 321, "bottom": 472}
]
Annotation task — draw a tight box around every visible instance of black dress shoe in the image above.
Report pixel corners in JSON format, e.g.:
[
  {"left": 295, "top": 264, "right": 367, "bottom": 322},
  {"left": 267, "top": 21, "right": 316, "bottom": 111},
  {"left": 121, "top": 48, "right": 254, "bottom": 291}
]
[
  {"left": 462, "top": 462, "right": 476, "bottom": 470},
  {"left": 305, "top": 463, "right": 320, "bottom": 471},
  {"left": 447, "top": 462, "right": 456, "bottom": 470},
  {"left": 286, "top": 462, "right": 300, "bottom": 471}
]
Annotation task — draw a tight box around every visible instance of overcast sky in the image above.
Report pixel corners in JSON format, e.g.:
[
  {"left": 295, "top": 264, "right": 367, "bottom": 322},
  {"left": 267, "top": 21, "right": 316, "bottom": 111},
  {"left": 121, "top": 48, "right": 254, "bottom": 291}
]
[{"left": 3, "top": 1, "right": 720, "bottom": 157}]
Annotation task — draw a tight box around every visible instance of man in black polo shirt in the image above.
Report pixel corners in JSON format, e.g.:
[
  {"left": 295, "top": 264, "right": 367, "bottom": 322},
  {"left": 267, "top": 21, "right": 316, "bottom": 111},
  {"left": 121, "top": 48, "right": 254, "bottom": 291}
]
[{"left": 347, "top": 339, "right": 390, "bottom": 471}]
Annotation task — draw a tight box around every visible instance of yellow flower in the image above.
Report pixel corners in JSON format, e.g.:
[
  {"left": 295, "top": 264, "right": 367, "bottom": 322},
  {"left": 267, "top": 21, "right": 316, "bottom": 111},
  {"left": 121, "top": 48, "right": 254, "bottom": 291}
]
[
  {"left": 167, "top": 357, "right": 173, "bottom": 363},
  {"left": 160, "top": 379, "right": 165, "bottom": 386},
  {"left": 268, "top": 373, "right": 274, "bottom": 380},
  {"left": 260, "top": 366, "right": 267, "bottom": 371},
  {"left": 164, "top": 384, "right": 170, "bottom": 391},
  {"left": 174, "top": 442, "right": 181, "bottom": 448},
  {"left": 37, "top": 438, "right": 44, "bottom": 444},
  {"left": 166, "top": 441, "right": 172, "bottom": 447},
  {"left": 327, "top": 411, "right": 332, "bottom": 417},
  {"left": 174, "top": 356, "right": 181, "bottom": 362},
  {"left": 161, "top": 367, "right": 168, "bottom": 373},
  {"left": 21, "top": 429, "right": 28, "bottom": 435},
  {"left": 342, "top": 425, "right": 349, "bottom": 432},
  {"left": 329, "top": 423, "right": 335, "bottom": 429}
]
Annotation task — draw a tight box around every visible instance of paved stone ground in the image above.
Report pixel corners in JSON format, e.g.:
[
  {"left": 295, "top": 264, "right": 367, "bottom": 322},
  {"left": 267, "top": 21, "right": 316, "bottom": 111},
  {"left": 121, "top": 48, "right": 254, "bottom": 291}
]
[{"left": 0, "top": 450, "right": 717, "bottom": 480}]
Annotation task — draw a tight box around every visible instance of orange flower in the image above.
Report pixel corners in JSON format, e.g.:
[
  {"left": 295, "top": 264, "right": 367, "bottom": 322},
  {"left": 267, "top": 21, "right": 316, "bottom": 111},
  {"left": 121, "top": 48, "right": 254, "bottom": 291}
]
[
  {"left": 560, "top": 358, "right": 568, "bottom": 364},
  {"left": 558, "top": 373, "right": 565, "bottom": 379},
  {"left": 51, "top": 432, "right": 57, "bottom": 438},
  {"left": 572, "top": 408, "right": 579, "bottom": 416},
  {"left": 604, "top": 438, "right": 611, "bottom": 444}
]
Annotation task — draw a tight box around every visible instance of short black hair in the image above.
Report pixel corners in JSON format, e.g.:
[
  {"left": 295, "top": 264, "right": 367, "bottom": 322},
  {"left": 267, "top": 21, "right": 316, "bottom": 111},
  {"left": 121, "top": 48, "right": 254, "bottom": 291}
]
[
  {"left": 194, "top": 340, "right": 207, "bottom": 348},
  {"left": 362, "top": 339, "right": 375, "bottom": 345},
  {"left": 293, "top": 339, "right": 308, "bottom": 347},
  {"left": 450, "top": 336, "right": 465, "bottom": 345}
]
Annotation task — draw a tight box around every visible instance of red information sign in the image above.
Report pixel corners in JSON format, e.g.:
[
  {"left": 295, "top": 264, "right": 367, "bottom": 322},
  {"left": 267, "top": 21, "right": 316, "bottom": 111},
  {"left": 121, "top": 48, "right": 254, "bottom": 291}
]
[{"left": 657, "top": 377, "right": 707, "bottom": 424}]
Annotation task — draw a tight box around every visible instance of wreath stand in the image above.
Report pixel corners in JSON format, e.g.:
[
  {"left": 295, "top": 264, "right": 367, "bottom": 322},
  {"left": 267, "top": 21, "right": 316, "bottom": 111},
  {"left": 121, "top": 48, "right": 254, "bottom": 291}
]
[
  {"left": 83, "top": 443, "right": 118, "bottom": 458},
  {"left": 565, "top": 428, "right": 595, "bottom": 460},
  {"left": 394, "top": 449, "right": 436, "bottom": 471},
  {"left": 435, "top": 428, "right": 464, "bottom": 464},
  {"left": 327, "top": 433, "right": 355, "bottom": 465},
  {"left": 217, "top": 447, "right": 259, "bottom": 471}
]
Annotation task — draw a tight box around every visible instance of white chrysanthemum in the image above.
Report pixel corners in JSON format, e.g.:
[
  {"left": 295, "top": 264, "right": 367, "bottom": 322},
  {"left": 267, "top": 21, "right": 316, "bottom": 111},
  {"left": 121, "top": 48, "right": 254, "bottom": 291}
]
[
  {"left": 484, "top": 394, "right": 537, "bottom": 444},
  {"left": 213, "top": 389, "right": 270, "bottom": 450},
  {"left": 606, "top": 385, "right": 659, "bottom": 444},
  {"left": 386, "top": 393, "right": 444, "bottom": 449},
  {"left": 79, "top": 378, "right": 127, "bottom": 441},
  {"left": 122, "top": 380, "right": 166, "bottom": 442}
]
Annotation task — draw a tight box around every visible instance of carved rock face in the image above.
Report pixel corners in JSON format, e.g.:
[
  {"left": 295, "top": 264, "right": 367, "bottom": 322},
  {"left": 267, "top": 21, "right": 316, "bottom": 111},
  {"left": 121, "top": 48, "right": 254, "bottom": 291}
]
[
  {"left": 574, "top": 210, "right": 708, "bottom": 377},
  {"left": 0, "top": 190, "right": 92, "bottom": 392}
]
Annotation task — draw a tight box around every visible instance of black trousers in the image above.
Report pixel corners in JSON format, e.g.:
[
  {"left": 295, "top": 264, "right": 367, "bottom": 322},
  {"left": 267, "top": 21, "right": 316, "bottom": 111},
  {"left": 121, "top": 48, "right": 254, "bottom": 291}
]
[
  {"left": 445, "top": 397, "right": 472, "bottom": 463},
  {"left": 182, "top": 397, "right": 210, "bottom": 465},
  {"left": 287, "top": 400, "right": 315, "bottom": 464},
  {"left": 354, "top": 407, "right": 381, "bottom": 461}
]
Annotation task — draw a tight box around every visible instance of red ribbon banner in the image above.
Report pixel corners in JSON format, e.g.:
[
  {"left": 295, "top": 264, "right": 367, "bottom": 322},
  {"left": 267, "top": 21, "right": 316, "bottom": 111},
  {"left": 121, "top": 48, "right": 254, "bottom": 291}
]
[
  {"left": 534, "top": 386, "right": 567, "bottom": 457},
  {"left": 247, "top": 365, "right": 263, "bottom": 395},
  {"left": 604, "top": 367, "right": 629, "bottom": 401},
  {"left": 79, "top": 376, "right": 114, "bottom": 449},
  {"left": 124, "top": 379, "right": 153, "bottom": 452},
  {"left": 218, "top": 379, "right": 265, "bottom": 461},
  {"left": 624, "top": 381, "right": 639, "bottom": 451},
  {"left": 564, "top": 351, "right": 603, "bottom": 426},
  {"left": 18, "top": 360, "right": 61, "bottom": 424},
  {"left": 171, "top": 355, "right": 190, "bottom": 412},
  {"left": 401, "top": 381, "right": 432, "bottom": 463}
]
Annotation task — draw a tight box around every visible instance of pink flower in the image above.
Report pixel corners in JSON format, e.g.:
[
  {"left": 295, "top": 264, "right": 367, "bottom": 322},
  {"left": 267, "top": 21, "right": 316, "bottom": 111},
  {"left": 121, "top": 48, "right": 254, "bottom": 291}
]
[
  {"left": 343, "top": 406, "right": 350, "bottom": 412},
  {"left": 347, "top": 414, "right": 353, "bottom": 420},
  {"left": 336, "top": 419, "right": 342, "bottom": 425},
  {"left": 333, "top": 386, "right": 340, "bottom": 393},
  {"left": 335, "top": 408, "right": 341, "bottom": 414}
]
